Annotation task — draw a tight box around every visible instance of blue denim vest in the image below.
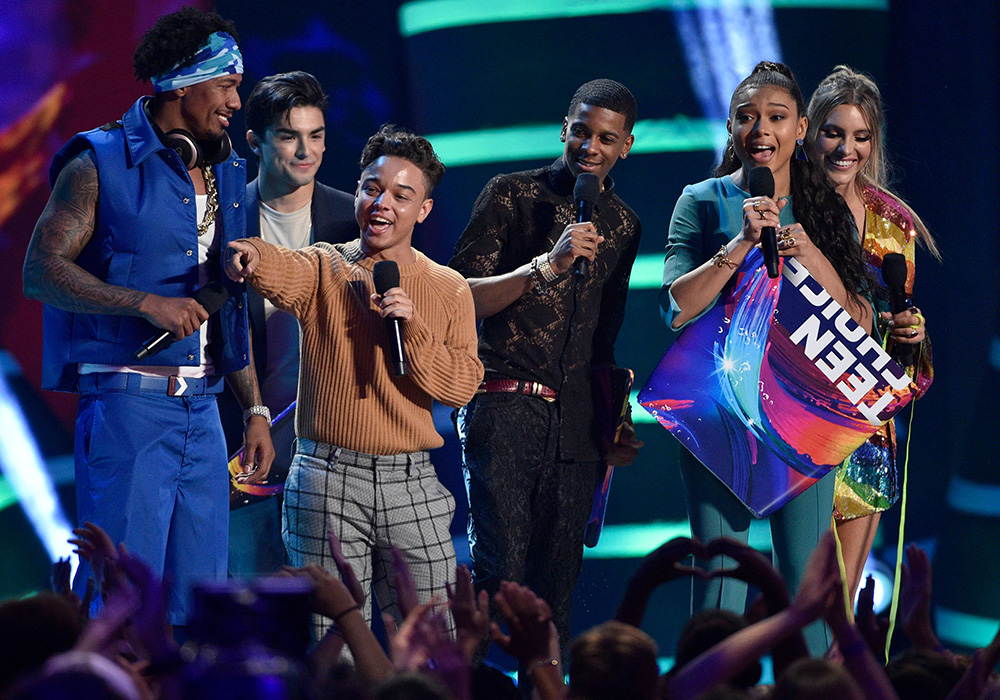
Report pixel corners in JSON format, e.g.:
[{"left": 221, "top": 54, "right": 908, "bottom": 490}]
[{"left": 42, "top": 97, "right": 250, "bottom": 391}]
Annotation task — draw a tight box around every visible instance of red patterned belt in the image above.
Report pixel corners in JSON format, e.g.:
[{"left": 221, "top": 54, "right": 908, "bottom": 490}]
[{"left": 478, "top": 379, "right": 558, "bottom": 402}]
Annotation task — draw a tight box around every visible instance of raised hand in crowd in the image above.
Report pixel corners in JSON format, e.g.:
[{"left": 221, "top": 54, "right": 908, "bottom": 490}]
[
  {"left": 899, "top": 544, "right": 946, "bottom": 655},
  {"left": 615, "top": 536, "right": 708, "bottom": 627},
  {"left": 491, "top": 580, "right": 564, "bottom": 700},
  {"left": 446, "top": 563, "right": 490, "bottom": 663},
  {"left": 668, "top": 531, "right": 843, "bottom": 700},
  {"left": 50, "top": 556, "right": 93, "bottom": 622},
  {"left": 385, "top": 547, "right": 469, "bottom": 700},
  {"left": 279, "top": 531, "right": 392, "bottom": 684},
  {"left": 72, "top": 546, "right": 177, "bottom": 700},
  {"left": 944, "top": 626, "right": 1000, "bottom": 700},
  {"left": 707, "top": 537, "right": 809, "bottom": 676},
  {"left": 707, "top": 537, "right": 791, "bottom": 613},
  {"left": 854, "top": 574, "right": 889, "bottom": 658},
  {"left": 820, "top": 549, "right": 899, "bottom": 700},
  {"left": 391, "top": 546, "right": 421, "bottom": 620},
  {"left": 69, "top": 521, "right": 119, "bottom": 600}
]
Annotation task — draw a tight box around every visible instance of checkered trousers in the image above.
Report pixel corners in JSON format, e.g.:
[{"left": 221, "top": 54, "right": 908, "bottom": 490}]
[{"left": 282, "top": 438, "right": 457, "bottom": 640}]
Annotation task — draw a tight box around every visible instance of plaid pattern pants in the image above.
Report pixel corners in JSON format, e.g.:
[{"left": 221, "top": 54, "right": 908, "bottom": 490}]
[{"left": 282, "top": 438, "right": 456, "bottom": 640}]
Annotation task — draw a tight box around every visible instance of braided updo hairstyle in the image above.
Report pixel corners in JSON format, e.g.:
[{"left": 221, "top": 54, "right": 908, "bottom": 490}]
[{"left": 717, "top": 61, "right": 877, "bottom": 307}]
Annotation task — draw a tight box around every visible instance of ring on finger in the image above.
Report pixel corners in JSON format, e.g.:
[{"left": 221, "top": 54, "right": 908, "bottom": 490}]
[
  {"left": 753, "top": 201, "right": 761, "bottom": 212},
  {"left": 758, "top": 210, "right": 765, "bottom": 220}
]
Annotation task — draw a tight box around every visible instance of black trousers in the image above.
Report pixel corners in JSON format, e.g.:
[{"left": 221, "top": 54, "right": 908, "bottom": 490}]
[{"left": 459, "top": 392, "right": 600, "bottom": 648}]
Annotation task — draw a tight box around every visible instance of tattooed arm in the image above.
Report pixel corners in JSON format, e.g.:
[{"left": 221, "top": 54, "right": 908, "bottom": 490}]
[
  {"left": 225, "top": 334, "right": 274, "bottom": 483},
  {"left": 23, "top": 150, "right": 209, "bottom": 340}
]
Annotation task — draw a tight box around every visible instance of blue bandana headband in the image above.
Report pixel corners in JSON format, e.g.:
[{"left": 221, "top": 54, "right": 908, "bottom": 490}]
[{"left": 152, "top": 31, "right": 243, "bottom": 93}]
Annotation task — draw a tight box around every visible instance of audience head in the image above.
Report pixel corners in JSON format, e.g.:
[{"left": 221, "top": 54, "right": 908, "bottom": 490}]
[
  {"left": 0, "top": 593, "right": 82, "bottom": 693},
  {"left": 886, "top": 649, "right": 965, "bottom": 700},
  {"left": 671, "top": 609, "right": 761, "bottom": 688},
  {"left": 5, "top": 651, "right": 141, "bottom": 700},
  {"left": 374, "top": 671, "right": 453, "bottom": 700},
  {"left": 770, "top": 657, "right": 864, "bottom": 700},
  {"left": 567, "top": 620, "right": 660, "bottom": 700},
  {"left": 470, "top": 662, "right": 518, "bottom": 700}
]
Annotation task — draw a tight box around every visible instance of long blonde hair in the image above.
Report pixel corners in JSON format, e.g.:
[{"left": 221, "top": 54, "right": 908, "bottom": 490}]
[{"left": 807, "top": 65, "right": 940, "bottom": 259}]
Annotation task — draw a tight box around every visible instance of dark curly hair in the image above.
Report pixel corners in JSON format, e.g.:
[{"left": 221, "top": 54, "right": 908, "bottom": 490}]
[
  {"left": 133, "top": 7, "right": 238, "bottom": 83},
  {"left": 359, "top": 124, "right": 445, "bottom": 196},
  {"left": 568, "top": 78, "right": 638, "bottom": 133},
  {"left": 716, "top": 61, "right": 877, "bottom": 307},
  {"left": 245, "top": 71, "right": 327, "bottom": 137}
]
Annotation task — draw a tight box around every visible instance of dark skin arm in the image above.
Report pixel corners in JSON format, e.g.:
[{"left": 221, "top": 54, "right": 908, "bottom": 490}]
[
  {"left": 225, "top": 338, "right": 274, "bottom": 483},
  {"left": 22, "top": 149, "right": 209, "bottom": 338},
  {"left": 465, "top": 221, "right": 603, "bottom": 320},
  {"left": 25, "top": 150, "right": 273, "bottom": 480}
]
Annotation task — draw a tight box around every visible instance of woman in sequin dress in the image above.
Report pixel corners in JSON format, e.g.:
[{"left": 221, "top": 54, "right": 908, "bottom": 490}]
[{"left": 807, "top": 66, "right": 937, "bottom": 600}]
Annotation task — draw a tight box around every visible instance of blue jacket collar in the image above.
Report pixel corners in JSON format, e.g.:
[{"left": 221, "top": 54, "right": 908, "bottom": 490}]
[{"left": 121, "top": 97, "right": 169, "bottom": 169}]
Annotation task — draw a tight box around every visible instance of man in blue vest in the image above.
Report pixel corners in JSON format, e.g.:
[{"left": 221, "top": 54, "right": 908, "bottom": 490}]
[
  {"left": 22, "top": 7, "right": 273, "bottom": 627},
  {"left": 224, "top": 70, "right": 357, "bottom": 575}
]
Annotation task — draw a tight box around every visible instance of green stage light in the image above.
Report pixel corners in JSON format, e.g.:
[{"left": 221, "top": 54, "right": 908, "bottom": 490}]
[
  {"left": 0, "top": 477, "right": 16, "bottom": 512},
  {"left": 936, "top": 607, "right": 1000, "bottom": 650},
  {"left": 426, "top": 118, "right": 726, "bottom": 167},
  {"left": 582, "top": 520, "right": 772, "bottom": 559},
  {"left": 628, "top": 253, "right": 666, "bottom": 291},
  {"left": 400, "top": 0, "right": 888, "bottom": 37}
]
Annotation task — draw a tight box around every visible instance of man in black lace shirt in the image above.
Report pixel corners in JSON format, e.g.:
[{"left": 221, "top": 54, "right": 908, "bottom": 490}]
[{"left": 449, "top": 79, "right": 644, "bottom": 654}]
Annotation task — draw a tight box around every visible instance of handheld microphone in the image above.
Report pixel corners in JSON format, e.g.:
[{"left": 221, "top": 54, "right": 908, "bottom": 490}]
[
  {"left": 134, "top": 282, "right": 229, "bottom": 360},
  {"left": 573, "top": 173, "right": 601, "bottom": 277},
  {"left": 748, "top": 166, "right": 779, "bottom": 279},
  {"left": 882, "top": 253, "right": 914, "bottom": 366},
  {"left": 373, "top": 260, "right": 408, "bottom": 377}
]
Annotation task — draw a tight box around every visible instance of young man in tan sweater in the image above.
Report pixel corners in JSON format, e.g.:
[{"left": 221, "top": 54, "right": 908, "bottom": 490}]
[{"left": 225, "top": 124, "right": 483, "bottom": 639}]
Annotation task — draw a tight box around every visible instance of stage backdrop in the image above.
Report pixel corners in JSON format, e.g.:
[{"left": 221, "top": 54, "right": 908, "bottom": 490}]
[{"left": 0, "top": 0, "right": 996, "bottom": 654}]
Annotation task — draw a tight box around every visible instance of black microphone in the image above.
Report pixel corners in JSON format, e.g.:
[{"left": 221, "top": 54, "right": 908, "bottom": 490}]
[
  {"left": 882, "top": 252, "right": 913, "bottom": 366},
  {"left": 748, "top": 166, "right": 779, "bottom": 279},
  {"left": 373, "top": 260, "right": 407, "bottom": 377},
  {"left": 134, "top": 282, "right": 229, "bottom": 360},
  {"left": 573, "top": 172, "right": 601, "bottom": 277}
]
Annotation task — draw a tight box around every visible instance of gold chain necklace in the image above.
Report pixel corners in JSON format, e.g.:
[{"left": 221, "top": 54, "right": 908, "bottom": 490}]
[{"left": 197, "top": 165, "right": 219, "bottom": 237}]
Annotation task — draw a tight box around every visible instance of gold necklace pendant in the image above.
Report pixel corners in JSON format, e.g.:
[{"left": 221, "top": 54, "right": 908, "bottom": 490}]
[{"left": 198, "top": 165, "right": 219, "bottom": 237}]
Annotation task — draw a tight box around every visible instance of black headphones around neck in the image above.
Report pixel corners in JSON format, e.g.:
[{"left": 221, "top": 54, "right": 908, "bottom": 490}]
[
  {"left": 160, "top": 128, "right": 233, "bottom": 171},
  {"left": 145, "top": 98, "right": 232, "bottom": 170}
]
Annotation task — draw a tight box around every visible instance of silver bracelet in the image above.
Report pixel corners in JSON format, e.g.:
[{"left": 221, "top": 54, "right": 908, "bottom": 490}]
[
  {"left": 243, "top": 405, "right": 272, "bottom": 426},
  {"left": 530, "top": 256, "right": 548, "bottom": 291},
  {"left": 535, "top": 253, "right": 559, "bottom": 283}
]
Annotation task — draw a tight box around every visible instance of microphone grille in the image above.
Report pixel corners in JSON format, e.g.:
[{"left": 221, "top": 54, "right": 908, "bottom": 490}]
[
  {"left": 881, "top": 253, "right": 908, "bottom": 290},
  {"left": 373, "top": 260, "right": 400, "bottom": 295},
  {"left": 747, "top": 166, "right": 775, "bottom": 199},
  {"left": 574, "top": 172, "right": 601, "bottom": 204},
  {"left": 193, "top": 282, "right": 229, "bottom": 314}
]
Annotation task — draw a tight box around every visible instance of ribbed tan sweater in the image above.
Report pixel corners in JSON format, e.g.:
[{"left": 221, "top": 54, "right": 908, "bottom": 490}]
[{"left": 244, "top": 238, "right": 483, "bottom": 454}]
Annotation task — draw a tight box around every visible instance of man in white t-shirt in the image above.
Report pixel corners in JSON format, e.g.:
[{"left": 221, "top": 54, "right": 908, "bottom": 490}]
[{"left": 223, "top": 71, "right": 357, "bottom": 575}]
